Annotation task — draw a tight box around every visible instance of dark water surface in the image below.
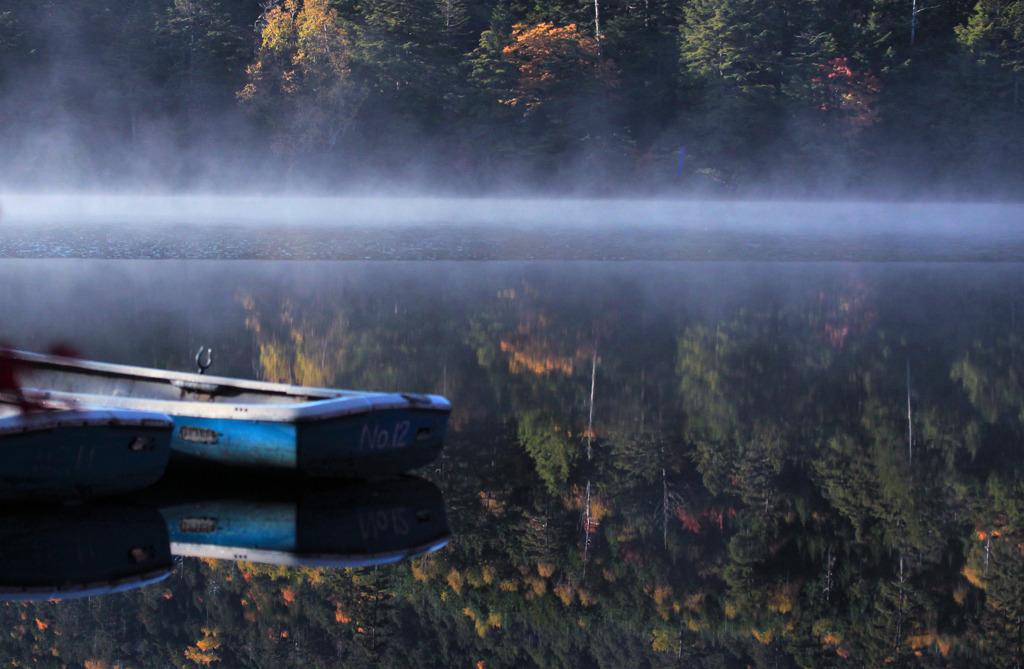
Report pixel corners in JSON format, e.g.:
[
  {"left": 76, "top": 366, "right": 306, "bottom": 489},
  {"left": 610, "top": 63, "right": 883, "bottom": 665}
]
[{"left": 3, "top": 251, "right": 1024, "bottom": 666}]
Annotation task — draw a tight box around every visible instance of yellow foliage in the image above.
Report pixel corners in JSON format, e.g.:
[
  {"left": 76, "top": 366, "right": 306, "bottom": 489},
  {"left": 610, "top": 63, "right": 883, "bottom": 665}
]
[
  {"left": 651, "top": 628, "right": 674, "bottom": 653},
  {"left": 752, "top": 628, "right": 774, "bottom": 644},
  {"left": 500, "top": 337, "right": 577, "bottom": 375},
  {"left": 411, "top": 557, "right": 441, "bottom": 582},
  {"left": 554, "top": 582, "right": 575, "bottom": 606},
  {"left": 526, "top": 576, "right": 547, "bottom": 596},
  {"left": 652, "top": 585, "right": 672, "bottom": 606},
  {"left": 195, "top": 628, "right": 221, "bottom": 653},
  {"left": 537, "top": 563, "right": 556, "bottom": 578},
  {"left": 684, "top": 592, "right": 705, "bottom": 611},
  {"left": 185, "top": 630, "right": 222, "bottom": 665},
  {"left": 244, "top": 298, "right": 348, "bottom": 386},
  {"left": 479, "top": 491, "right": 507, "bottom": 515},
  {"left": 260, "top": 0, "right": 298, "bottom": 54},
  {"left": 294, "top": 0, "right": 351, "bottom": 81},
  {"left": 184, "top": 645, "right": 220, "bottom": 664},
  {"left": 447, "top": 569, "right": 465, "bottom": 594},
  {"left": 588, "top": 493, "right": 611, "bottom": 523},
  {"left": 767, "top": 585, "right": 796, "bottom": 614},
  {"left": 238, "top": 0, "right": 356, "bottom": 152},
  {"left": 962, "top": 565, "right": 986, "bottom": 589},
  {"left": 481, "top": 565, "right": 497, "bottom": 585},
  {"left": 821, "top": 630, "right": 842, "bottom": 646},
  {"left": 908, "top": 633, "right": 953, "bottom": 656},
  {"left": 196, "top": 636, "right": 220, "bottom": 653},
  {"left": 499, "top": 580, "right": 519, "bottom": 592}
]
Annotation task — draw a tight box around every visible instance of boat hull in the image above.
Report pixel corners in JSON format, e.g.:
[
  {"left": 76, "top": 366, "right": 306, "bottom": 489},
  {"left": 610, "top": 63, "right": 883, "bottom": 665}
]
[
  {"left": 5, "top": 349, "right": 451, "bottom": 478},
  {"left": 0, "top": 503, "right": 172, "bottom": 601},
  {"left": 167, "top": 405, "right": 447, "bottom": 477},
  {"left": 0, "top": 409, "right": 173, "bottom": 501},
  {"left": 138, "top": 471, "right": 449, "bottom": 568}
]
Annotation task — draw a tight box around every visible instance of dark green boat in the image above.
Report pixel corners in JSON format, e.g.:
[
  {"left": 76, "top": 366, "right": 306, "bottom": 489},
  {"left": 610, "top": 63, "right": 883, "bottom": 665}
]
[
  {"left": 0, "top": 502, "right": 172, "bottom": 601},
  {"left": 0, "top": 408, "right": 173, "bottom": 501}
]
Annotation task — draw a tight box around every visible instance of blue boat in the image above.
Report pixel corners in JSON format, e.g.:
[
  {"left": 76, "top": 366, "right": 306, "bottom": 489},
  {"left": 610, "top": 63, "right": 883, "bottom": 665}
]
[
  {"left": 0, "top": 473, "right": 448, "bottom": 602},
  {"left": 143, "top": 472, "right": 450, "bottom": 567},
  {"left": 4, "top": 349, "right": 450, "bottom": 478},
  {"left": 0, "top": 408, "right": 173, "bottom": 501}
]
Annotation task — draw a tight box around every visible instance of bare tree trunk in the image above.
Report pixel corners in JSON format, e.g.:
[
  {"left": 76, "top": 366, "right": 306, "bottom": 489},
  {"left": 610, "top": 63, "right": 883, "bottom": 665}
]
[
  {"left": 587, "top": 342, "right": 596, "bottom": 460},
  {"left": 906, "top": 359, "right": 913, "bottom": 466},
  {"left": 582, "top": 479, "right": 593, "bottom": 579},
  {"left": 824, "top": 545, "right": 835, "bottom": 602},
  {"left": 662, "top": 467, "right": 668, "bottom": 547},
  {"left": 894, "top": 553, "right": 906, "bottom": 651}
]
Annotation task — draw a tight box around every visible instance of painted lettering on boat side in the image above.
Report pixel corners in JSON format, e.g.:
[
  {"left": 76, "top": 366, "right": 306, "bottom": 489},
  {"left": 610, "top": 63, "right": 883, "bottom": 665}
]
[
  {"left": 359, "top": 420, "right": 410, "bottom": 451},
  {"left": 179, "top": 425, "right": 219, "bottom": 444},
  {"left": 358, "top": 509, "right": 411, "bottom": 540}
]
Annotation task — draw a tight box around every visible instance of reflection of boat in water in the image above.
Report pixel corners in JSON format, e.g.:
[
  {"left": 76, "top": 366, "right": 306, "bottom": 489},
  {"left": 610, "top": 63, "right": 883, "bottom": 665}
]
[
  {"left": 0, "top": 502, "right": 173, "bottom": 601},
  {"left": 2, "top": 349, "right": 450, "bottom": 478},
  {"left": 0, "top": 408, "right": 173, "bottom": 500},
  {"left": 0, "top": 474, "right": 449, "bottom": 601},
  {"left": 142, "top": 471, "right": 450, "bottom": 567}
]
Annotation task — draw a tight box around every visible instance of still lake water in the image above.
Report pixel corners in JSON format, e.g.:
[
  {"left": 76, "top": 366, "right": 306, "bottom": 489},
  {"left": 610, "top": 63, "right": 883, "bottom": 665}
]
[{"left": 2, "top": 200, "right": 1024, "bottom": 667}]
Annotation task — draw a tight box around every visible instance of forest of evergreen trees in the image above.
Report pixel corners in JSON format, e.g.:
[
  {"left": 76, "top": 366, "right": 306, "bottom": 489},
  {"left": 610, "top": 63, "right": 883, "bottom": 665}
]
[{"left": 1, "top": 0, "right": 1021, "bottom": 197}]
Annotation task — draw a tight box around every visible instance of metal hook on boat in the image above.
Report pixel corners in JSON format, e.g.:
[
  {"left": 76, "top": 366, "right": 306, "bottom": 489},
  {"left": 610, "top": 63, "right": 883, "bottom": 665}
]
[{"left": 195, "top": 346, "right": 213, "bottom": 375}]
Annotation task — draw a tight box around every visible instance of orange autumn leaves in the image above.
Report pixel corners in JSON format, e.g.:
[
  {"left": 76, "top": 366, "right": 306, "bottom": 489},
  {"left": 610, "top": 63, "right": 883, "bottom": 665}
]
[{"left": 500, "top": 22, "right": 619, "bottom": 111}]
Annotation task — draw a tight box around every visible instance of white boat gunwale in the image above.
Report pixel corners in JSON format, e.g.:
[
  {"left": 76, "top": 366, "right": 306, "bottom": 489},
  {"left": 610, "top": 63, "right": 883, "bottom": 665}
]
[
  {"left": 169, "top": 537, "right": 451, "bottom": 567},
  {"left": 5, "top": 349, "right": 451, "bottom": 422},
  {"left": 0, "top": 408, "right": 175, "bottom": 436},
  {"left": 9, "top": 349, "right": 352, "bottom": 399},
  {"left": 16, "top": 387, "right": 450, "bottom": 422}
]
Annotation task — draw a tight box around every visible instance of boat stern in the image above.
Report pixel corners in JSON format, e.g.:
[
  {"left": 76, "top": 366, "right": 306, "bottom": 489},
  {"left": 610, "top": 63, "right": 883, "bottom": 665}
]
[{"left": 297, "top": 394, "right": 450, "bottom": 478}]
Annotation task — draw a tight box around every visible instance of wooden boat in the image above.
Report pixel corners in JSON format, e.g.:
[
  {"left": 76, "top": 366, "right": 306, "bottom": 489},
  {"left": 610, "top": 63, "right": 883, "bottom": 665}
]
[
  {"left": 2, "top": 349, "right": 450, "bottom": 478},
  {"left": 0, "top": 502, "right": 172, "bottom": 601},
  {"left": 0, "top": 407, "right": 173, "bottom": 501},
  {"left": 144, "top": 472, "right": 450, "bottom": 568}
]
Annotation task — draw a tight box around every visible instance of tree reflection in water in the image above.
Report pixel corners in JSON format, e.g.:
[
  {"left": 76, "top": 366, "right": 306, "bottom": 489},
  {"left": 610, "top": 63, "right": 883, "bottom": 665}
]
[{"left": 2, "top": 261, "right": 1023, "bottom": 667}]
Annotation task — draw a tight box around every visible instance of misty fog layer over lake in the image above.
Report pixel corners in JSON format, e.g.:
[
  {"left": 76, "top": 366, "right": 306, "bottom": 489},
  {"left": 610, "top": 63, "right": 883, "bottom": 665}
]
[
  {"left": 2, "top": 196, "right": 1023, "bottom": 260},
  {"left": 3, "top": 199, "right": 1024, "bottom": 668}
]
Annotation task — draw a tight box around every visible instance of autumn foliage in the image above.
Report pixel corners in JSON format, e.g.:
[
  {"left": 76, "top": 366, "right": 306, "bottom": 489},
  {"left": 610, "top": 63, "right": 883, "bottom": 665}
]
[
  {"left": 238, "top": 0, "right": 356, "bottom": 151},
  {"left": 500, "top": 22, "right": 618, "bottom": 111},
  {"left": 813, "top": 57, "right": 882, "bottom": 137}
]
